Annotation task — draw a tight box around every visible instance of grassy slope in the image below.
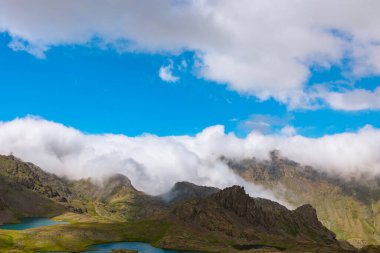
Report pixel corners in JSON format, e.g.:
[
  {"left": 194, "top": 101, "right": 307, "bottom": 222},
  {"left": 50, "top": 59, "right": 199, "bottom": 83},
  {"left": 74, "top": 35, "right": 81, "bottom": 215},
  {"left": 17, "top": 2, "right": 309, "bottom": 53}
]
[{"left": 254, "top": 176, "right": 380, "bottom": 248}]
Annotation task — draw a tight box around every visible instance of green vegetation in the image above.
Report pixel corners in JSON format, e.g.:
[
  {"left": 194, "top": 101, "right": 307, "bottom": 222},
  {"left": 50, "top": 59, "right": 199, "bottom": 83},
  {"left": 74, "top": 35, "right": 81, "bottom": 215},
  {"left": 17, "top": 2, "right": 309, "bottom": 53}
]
[{"left": 0, "top": 217, "right": 231, "bottom": 253}]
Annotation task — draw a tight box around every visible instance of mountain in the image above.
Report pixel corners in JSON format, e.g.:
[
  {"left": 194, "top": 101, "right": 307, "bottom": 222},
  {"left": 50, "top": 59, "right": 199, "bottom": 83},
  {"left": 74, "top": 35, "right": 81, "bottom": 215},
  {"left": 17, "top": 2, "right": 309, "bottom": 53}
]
[
  {"left": 0, "top": 154, "right": 376, "bottom": 252},
  {"left": 223, "top": 150, "right": 380, "bottom": 248},
  {"left": 0, "top": 154, "right": 162, "bottom": 223},
  {"left": 167, "top": 185, "right": 350, "bottom": 252},
  {"left": 0, "top": 155, "right": 66, "bottom": 224}
]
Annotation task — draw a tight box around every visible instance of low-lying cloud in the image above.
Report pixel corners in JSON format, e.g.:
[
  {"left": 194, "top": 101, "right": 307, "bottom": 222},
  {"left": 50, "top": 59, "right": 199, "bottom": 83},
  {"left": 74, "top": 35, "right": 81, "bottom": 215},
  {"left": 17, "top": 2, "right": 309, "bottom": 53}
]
[
  {"left": 0, "top": 117, "right": 278, "bottom": 202},
  {"left": 1, "top": 118, "right": 380, "bottom": 200}
]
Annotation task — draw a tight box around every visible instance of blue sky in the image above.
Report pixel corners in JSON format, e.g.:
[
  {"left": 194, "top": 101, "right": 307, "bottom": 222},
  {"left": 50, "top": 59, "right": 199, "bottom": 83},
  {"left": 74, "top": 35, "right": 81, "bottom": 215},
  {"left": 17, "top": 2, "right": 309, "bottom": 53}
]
[
  {"left": 1, "top": 32, "right": 380, "bottom": 137},
  {"left": 1, "top": 1, "right": 380, "bottom": 138},
  {"left": 3, "top": 1, "right": 380, "bottom": 193}
]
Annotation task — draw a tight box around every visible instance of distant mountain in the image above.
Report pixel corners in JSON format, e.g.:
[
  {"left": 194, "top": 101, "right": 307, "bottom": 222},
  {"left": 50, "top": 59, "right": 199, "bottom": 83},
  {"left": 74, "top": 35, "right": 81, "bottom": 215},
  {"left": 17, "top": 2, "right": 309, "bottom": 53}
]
[{"left": 223, "top": 150, "right": 380, "bottom": 248}]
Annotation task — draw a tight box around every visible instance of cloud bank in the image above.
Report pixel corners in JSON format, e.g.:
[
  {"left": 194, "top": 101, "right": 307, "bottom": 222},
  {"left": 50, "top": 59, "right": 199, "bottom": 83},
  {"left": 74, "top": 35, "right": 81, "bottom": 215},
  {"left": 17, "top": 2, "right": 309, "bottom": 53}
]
[
  {"left": 1, "top": 118, "right": 380, "bottom": 200},
  {"left": 1, "top": 0, "right": 380, "bottom": 109}
]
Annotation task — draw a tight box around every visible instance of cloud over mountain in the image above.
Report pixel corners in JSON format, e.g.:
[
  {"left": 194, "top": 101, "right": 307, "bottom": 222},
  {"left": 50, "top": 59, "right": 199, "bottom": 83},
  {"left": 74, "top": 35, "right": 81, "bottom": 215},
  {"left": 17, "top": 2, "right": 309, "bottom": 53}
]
[
  {"left": 1, "top": 0, "right": 380, "bottom": 109},
  {"left": 1, "top": 117, "right": 380, "bottom": 201}
]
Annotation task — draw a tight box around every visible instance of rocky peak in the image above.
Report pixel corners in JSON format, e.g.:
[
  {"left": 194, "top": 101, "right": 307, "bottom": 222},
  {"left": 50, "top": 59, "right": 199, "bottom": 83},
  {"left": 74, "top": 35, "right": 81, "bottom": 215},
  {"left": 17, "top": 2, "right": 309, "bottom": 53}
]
[
  {"left": 160, "top": 181, "right": 219, "bottom": 204},
  {"left": 294, "top": 204, "right": 321, "bottom": 227},
  {"left": 269, "top": 149, "right": 281, "bottom": 163},
  {"left": 103, "top": 173, "right": 134, "bottom": 189},
  {"left": 212, "top": 185, "right": 252, "bottom": 216},
  {"left": 97, "top": 173, "right": 138, "bottom": 202}
]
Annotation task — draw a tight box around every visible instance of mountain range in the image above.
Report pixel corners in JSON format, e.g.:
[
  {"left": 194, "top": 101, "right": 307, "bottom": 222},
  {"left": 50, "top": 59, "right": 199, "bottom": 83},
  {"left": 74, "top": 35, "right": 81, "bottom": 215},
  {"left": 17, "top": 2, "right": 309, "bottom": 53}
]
[{"left": 0, "top": 154, "right": 380, "bottom": 252}]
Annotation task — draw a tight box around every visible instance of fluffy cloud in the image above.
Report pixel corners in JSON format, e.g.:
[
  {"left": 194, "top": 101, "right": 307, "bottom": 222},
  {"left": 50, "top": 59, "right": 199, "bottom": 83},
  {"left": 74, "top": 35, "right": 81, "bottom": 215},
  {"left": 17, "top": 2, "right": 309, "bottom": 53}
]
[
  {"left": 318, "top": 87, "right": 380, "bottom": 111},
  {"left": 2, "top": 1, "right": 380, "bottom": 108},
  {"left": 0, "top": 117, "right": 279, "bottom": 202},
  {"left": 1, "top": 117, "right": 380, "bottom": 200},
  {"left": 159, "top": 61, "right": 179, "bottom": 82}
]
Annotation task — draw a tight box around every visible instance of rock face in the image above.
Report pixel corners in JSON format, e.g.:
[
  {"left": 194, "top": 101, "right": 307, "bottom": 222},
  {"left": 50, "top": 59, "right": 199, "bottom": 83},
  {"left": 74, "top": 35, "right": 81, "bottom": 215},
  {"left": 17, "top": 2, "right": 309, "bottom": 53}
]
[
  {"left": 223, "top": 152, "right": 380, "bottom": 247},
  {"left": 170, "top": 185, "right": 338, "bottom": 248}
]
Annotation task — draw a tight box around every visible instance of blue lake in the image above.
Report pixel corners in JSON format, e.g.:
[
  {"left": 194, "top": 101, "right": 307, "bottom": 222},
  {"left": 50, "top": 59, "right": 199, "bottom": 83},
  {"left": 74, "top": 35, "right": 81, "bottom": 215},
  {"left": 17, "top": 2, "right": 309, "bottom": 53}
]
[
  {"left": 0, "top": 217, "right": 67, "bottom": 230},
  {"left": 84, "top": 241, "right": 199, "bottom": 253}
]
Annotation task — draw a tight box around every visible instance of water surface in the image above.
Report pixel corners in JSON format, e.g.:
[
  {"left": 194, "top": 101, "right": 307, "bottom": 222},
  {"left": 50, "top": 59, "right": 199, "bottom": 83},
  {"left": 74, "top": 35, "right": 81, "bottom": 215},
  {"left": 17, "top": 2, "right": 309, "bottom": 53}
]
[
  {"left": 0, "top": 217, "right": 67, "bottom": 230},
  {"left": 84, "top": 241, "right": 198, "bottom": 253}
]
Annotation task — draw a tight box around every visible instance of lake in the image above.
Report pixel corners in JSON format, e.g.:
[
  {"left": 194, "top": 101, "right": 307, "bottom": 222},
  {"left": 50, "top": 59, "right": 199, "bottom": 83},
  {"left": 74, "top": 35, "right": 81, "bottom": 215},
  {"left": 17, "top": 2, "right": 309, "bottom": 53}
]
[
  {"left": 0, "top": 217, "right": 67, "bottom": 230},
  {"left": 84, "top": 241, "right": 199, "bottom": 253}
]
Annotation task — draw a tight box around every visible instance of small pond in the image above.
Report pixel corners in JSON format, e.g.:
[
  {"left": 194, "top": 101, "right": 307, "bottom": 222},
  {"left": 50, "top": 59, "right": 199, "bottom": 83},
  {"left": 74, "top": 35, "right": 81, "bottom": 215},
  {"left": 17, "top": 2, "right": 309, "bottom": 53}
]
[{"left": 0, "top": 217, "right": 67, "bottom": 230}]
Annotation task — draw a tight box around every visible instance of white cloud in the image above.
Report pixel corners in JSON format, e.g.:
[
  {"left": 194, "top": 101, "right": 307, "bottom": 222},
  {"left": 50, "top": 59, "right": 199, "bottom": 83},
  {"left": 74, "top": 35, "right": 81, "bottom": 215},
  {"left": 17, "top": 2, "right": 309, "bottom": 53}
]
[
  {"left": 318, "top": 87, "right": 380, "bottom": 111},
  {"left": 8, "top": 37, "right": 47, "bottom": 58},
  {"left": 2, "top": 1, "right": 380, "bottom": 109},
  {"left": 238, "top": 114, "right": 293, "bottom": 134},
  {"left": 1, "top": 117, "right": 380, "bottom": 201},
  {"left": 0, "top": 117, "right": 278, "bottom": 202},
  {"left": 280, "top": 125, "right": 297, "bottom": 136},
  {"left": 159, "top": 61, "right": 179, "bottom": 83}
]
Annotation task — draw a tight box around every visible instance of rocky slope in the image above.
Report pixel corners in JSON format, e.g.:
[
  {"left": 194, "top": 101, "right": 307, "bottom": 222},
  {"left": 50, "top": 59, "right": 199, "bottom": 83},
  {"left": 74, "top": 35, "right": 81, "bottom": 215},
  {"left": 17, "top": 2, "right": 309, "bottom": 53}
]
[{"left": 223, "top": 150, "right": 380, "bottom": 247}]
